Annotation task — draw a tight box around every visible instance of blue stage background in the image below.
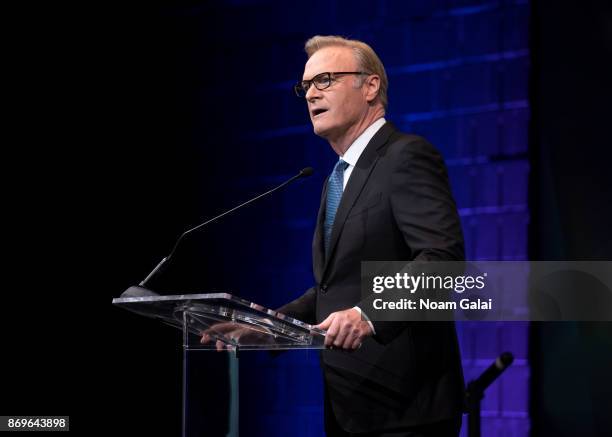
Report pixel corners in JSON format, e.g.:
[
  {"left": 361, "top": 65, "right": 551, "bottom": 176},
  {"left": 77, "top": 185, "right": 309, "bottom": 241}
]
[{"left": 113, "top": 1, "right": 531, "bottom": 435}]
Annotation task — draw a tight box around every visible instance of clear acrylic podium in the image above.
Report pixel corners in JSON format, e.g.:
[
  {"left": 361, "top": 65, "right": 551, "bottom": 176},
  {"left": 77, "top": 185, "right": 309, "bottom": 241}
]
[{"left": 113, "top": 286, "right": 326, "bottom": 437}]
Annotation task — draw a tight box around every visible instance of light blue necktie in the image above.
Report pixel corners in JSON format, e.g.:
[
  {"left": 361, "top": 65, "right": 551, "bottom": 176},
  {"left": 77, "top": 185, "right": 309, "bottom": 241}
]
[{"left": 324, "top": 159, "right": 349, "bottom": 254}]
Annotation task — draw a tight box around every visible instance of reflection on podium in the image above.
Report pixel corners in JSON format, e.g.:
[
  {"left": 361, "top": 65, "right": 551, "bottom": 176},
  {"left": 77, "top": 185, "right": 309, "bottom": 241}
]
[{"left": 113, "top": 287, "right": 326, "bottom": 436}]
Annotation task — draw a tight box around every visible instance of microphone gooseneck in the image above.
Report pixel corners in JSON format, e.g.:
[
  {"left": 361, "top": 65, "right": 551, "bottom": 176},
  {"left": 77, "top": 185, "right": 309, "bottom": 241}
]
[{"left": 139, "top": 167, "right": 314, "bottom": 287}]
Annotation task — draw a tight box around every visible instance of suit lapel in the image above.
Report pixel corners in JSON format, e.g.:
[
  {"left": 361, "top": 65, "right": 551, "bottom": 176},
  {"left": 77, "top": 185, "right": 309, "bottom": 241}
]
[{"left": 322, "top": 122, "right": 397, "bottom": 278}]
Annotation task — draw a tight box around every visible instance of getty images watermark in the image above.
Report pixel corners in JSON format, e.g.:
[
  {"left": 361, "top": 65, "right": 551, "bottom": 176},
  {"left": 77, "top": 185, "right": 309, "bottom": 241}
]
[{"left": 359, "top": 261, "right": 612, "bottom": 321}]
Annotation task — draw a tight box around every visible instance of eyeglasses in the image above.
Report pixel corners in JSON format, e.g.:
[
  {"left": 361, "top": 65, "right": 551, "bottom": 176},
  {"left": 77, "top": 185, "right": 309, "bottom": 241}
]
[{"left": 294, "top": 71, "right": 370, "bottom": 97}]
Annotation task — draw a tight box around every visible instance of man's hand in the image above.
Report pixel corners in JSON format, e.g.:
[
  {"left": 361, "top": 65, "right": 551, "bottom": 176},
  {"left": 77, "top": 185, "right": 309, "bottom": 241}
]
[
  {"left": 200, "top": 322, "right": 244, "bottom": 351},
  {"left": 315, "top": 308, "right": 373, "bottom": 350},
  {"left": 200, "top": 322, "right": 274, "bottom": 351}
]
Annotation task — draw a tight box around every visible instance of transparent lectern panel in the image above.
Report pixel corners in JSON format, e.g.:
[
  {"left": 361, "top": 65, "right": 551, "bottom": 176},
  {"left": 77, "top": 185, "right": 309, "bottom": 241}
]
[{"left": 113, "top": 288, "right": 326, "bottom": 350}]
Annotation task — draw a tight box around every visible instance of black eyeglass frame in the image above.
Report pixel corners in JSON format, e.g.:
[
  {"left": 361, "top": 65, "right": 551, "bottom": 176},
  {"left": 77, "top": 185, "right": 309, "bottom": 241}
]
[{"left": 294, "top": 71, "right": 371, "bottom": 97}]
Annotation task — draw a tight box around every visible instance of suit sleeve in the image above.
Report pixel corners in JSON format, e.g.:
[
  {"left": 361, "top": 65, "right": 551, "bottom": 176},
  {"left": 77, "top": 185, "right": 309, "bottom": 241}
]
[
  {"left": 368, "top": 137, "right": 465, "bottom": 344},
  {"left": 275, "top": 286, "right": 317, "bottom": 325},
  {"left": 390, "top": 138, "right": 465, "bottom": 262}
]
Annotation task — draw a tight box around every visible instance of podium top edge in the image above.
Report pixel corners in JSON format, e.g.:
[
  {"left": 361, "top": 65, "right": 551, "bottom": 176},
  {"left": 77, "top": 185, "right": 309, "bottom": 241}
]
[{"left": 112, "top": 292, "right": 234, "bottom": 304}]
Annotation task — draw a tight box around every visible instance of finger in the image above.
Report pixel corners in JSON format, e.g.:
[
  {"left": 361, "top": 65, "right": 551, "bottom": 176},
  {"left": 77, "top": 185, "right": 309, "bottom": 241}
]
[
  {"left": 333, "top": 319, "right": 354, "bottom": 347},
  {"left": 324, "top": 317, "right": 339, "bottom": 347},
  {"left": 216, "top": 340, "right": 226, "bottom": 352},
  {"left": 342, "top": 328, "right": 361, "bottom": 349},
  {"left": 350, "top": 335, "right": 362, "bottom": 350},
  {"left": 316, "top": 314, "right": 334, "bottom": 330},
  {"left": 200, "top": 334, "right": 209, "bottom": 344}
]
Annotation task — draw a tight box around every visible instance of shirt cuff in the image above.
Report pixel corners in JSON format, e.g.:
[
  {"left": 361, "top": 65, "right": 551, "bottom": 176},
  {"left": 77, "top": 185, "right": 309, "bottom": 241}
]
[{"left": 353, "top": 306, "right": 376, "bottom": 335}]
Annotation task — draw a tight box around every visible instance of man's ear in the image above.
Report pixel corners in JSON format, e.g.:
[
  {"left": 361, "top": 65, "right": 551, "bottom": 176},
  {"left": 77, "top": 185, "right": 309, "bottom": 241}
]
[{"left": 364, "top": 75, "right": 381, "bottom": 104}]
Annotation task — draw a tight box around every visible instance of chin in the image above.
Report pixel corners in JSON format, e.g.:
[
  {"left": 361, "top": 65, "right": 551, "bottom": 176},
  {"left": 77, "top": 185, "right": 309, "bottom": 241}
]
[
  {"left": 312, "top": 120, "right": 336, "bottom": 139},
  {"left": 311, "top": 121, "right": 328, "bottom": 137}
]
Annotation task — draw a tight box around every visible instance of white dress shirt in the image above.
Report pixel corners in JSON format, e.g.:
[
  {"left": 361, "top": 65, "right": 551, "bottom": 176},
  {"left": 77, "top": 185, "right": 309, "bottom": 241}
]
[{"left": 339, "top": 117, "right": 386, "bottom": 189}]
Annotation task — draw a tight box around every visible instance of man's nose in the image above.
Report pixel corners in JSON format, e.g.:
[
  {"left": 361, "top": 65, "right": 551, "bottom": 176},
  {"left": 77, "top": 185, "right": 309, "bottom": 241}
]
[{"left": 305, "top": 83, "right": 321, "bottom": 101}]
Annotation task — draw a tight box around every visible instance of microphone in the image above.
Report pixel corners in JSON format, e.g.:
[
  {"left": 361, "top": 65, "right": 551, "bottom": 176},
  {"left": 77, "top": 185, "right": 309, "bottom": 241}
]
[
  {"left": 468, "top": 352, "right": 514, "bottom": 393},
  {"left": 465, "top": 352, "right": 514, "bottom": 437},
  {"left": 137, "top": 167, "right": 315, "bottom": 288}
]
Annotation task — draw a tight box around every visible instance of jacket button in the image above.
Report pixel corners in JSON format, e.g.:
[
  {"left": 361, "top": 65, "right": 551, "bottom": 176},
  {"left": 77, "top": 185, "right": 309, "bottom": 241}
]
[{"left": 320, "top": 283, "right": 328, "bottom": 293}]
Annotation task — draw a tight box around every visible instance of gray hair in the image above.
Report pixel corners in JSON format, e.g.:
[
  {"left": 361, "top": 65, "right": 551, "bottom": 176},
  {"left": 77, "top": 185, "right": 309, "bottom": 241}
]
[{"left": 304, "top": 35, "right": 388, "bottom": 109}]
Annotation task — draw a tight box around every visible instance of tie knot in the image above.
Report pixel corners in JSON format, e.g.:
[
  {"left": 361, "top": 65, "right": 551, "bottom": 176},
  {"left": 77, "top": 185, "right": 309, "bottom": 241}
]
[{"left": 334, "top": 159, "right": 349, "bottom": 174}]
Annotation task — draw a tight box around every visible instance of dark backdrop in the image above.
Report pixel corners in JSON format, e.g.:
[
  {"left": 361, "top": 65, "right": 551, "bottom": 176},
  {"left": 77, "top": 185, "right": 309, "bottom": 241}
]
[
  {"left": 530, "top": 1, "right": 612, "bottom": 436},
  {"left": 2, "top": 1, "right": 610, "bottom": 436}
]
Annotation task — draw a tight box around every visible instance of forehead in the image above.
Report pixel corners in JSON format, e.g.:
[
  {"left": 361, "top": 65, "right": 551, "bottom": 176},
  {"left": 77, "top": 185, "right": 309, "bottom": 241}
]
[{"left": 303, "top": 46, "right": 357, "bottom": 80}]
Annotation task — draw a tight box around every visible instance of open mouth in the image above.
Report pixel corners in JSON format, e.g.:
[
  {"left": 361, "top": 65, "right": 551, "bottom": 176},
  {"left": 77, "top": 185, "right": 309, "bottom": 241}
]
[{"left": 312, "top": 108, "right": 328, "bottom": 118}]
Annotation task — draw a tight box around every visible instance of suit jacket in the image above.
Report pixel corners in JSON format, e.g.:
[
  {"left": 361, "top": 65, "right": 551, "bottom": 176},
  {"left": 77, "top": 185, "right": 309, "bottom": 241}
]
[{"left": 278, "top": 122, "right": 465, "bottom": 433}]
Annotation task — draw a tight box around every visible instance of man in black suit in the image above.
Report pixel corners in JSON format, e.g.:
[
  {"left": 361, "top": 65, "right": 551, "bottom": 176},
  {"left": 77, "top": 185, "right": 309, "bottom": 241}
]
[{"left": 277, "top": 35, "right": 465, "bottom": 436}]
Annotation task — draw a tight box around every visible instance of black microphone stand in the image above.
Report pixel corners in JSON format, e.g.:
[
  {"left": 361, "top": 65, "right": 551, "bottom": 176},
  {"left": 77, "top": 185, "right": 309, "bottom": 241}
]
[
  {"left": 135, "top": 167, "right": 314, "bottom": 290},
  {"left": 465, "top": 351, "right": 514, "bottom": 437}
]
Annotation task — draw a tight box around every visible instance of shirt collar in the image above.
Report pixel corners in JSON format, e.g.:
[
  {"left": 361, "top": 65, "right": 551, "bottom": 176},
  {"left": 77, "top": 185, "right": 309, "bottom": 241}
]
[{"left": 340, "top": 118, "right": 386, "bottom": 166}]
